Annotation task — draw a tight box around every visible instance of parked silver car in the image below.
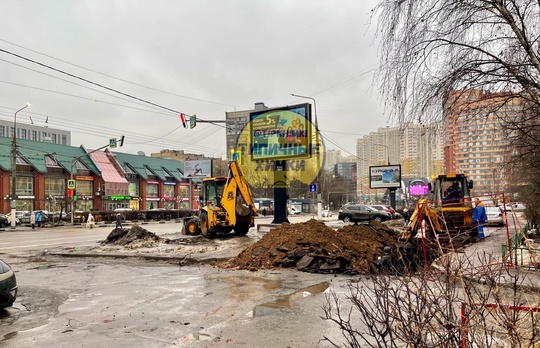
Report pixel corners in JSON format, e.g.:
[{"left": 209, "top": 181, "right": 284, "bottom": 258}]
[{"left": 485, "top": 206, "right": 505, "bottom": 226}]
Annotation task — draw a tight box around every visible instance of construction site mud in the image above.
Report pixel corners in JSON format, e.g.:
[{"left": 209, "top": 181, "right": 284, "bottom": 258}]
[
  {"left": 220, "top": 219, "right": 403, "bottom": 274},
  {"left": 99, "top": 220, "right": 479, "bottom": 275}
]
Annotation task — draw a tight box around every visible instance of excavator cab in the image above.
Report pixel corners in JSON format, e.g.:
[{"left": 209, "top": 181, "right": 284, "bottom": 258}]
[
  {"left": 201, "top": 177, "right": 226, "bottom": 208},
  {"left": 401, "top": 173, "right": 475, "bottom": 242},
  {"left": 431, "top": 174, "right": 474, "bottom": 234},
  {"left": 432, "top": 174, "right": 474, "bottom": 209}
]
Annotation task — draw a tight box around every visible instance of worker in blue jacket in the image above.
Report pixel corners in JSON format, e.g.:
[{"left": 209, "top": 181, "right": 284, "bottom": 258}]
[{"left": 472, "top": 198, "right": 487, "bottom": 240}]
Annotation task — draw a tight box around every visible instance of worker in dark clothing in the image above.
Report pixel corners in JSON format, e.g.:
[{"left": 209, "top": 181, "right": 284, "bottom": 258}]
[
  {"left": 375, "top": 246, "right": 394, "bottom": 273},
  {"left": 402, "top": 242, "right": 418, "bottom": 273},
  {"left": 444, "top": 181, "right": 462, "bottom": 203},
  {"left": 402, "top": 208, "right": 412, "bottom": 225}
]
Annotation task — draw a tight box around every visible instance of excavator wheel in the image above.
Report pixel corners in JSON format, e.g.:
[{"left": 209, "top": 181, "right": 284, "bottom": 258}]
[
  {"left": 200, "top": 212, "right": 215, "bottom": 238},
  {"left": 233, "top": 222, "right": 250, "bottom": 236},
  {"left": 185, "top": 218, "right": 200, "bottom": 236}
]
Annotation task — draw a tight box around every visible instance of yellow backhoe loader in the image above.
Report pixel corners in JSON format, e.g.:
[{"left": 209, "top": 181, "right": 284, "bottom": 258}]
[
  {"left": 402, "top": 173, "right": 475, "bottom": 243},
  {"left": 186, "top": 161, "right": 258, "bottom": 237}
]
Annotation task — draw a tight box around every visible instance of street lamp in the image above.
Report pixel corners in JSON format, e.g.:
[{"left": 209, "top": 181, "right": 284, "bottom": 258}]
[
  {"left": 291, "top": 94, "right": 318, "bottom": 130},
  {"left": 11, "top": 103, "right": 31, "bottom": 229}
]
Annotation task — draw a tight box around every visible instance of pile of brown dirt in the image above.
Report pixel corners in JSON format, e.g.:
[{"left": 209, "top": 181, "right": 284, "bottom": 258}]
[
  {"left": 102, "top": 225, "right": 162, "bottom": 248},
  {"left": 221, "top": 219, "right": 401, "bottom": 275}
]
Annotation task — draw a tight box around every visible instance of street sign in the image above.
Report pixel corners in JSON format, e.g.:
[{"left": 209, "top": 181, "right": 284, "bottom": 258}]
[
  {"left": 230, "top": 151, "right": 241, "bottom": 163},
  {"left": 109, "top": 138, "right": 117, "bottom": 148},
  {"left": 309, "top": 183, "right": 317, "bottom": 192},
  {"left": 67, "top": 180, "right": 76, "bottom": 189}
]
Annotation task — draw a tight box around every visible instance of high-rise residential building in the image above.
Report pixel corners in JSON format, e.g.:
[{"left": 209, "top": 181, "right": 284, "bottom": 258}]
[
  {"left": 0, "top": 120, "right": 71, "bottom": 145},
  {"left": 356, "top": 123, "right": 444, "bottom": 200},
  {"left": 443, "top": 89, "right": 517, "bottom": 194},
  {"left": 324, "top": 149, "right": 342, "bottom": 170},
  {"left": 334, "top": 162, "right": 357, "bottom": 201}
]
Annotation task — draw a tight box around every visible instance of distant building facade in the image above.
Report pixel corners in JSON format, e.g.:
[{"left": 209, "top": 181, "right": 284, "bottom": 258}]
[{"left": 0, "top": 120, "right": 71, "bottom": 145}]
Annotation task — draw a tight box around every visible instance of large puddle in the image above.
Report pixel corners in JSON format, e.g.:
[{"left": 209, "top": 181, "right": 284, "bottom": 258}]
[{"left": 252, "top": 281, "right": 330, "bottom": 317}]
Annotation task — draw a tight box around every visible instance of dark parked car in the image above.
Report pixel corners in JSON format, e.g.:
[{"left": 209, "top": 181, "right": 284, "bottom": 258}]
[
  {"left": 0, "top": 214, "right": 9, "bottom": 228},
  {"left": 369, "top": 205, "right": 398, "bottom": 219},
  {"left": 0, "top": 259, "right": 17, "bottom": 309},
  {"left": 338, "top": 204, "right": 392, "bottom": 223}
]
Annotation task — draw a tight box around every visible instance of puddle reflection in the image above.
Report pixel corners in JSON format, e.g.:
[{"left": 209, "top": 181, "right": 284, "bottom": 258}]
[{"left": 253, "top": 281, "right": 330, "bottom": 317}]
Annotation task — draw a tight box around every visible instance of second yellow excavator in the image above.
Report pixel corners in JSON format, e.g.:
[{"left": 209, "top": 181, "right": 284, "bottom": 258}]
[{"left": 402, "top": 173, "right": 475, "bottom": 242}]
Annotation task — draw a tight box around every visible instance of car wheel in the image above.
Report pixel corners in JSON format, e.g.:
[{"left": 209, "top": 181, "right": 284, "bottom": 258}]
[
  {"left": 343, "top": 216, "right": 351, "bottom": 223},
  {"left": 373, "top": 216, "right": 382, "bottom": 222}
]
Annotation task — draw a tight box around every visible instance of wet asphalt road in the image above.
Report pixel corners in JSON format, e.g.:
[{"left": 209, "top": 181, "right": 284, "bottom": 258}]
[
  {"left": 0, "top": 216, "right": 351, "bottom": 348},
  {"left": 0, "top": 214, "right": 522, "bottom": 347}
]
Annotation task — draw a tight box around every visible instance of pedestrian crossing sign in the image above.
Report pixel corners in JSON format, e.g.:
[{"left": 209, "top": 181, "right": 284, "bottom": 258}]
[{"left": 67, "top": 180, "right": 76, "bottom": 189}]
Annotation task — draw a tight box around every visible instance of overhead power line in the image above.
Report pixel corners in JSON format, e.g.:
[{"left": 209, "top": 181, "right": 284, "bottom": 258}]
[{"left": 0, "top": 38, "right": 248, "bottom": 109}]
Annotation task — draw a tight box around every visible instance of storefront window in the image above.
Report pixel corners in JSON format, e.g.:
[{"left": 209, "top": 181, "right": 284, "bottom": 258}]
[
  {"left": 163, "top": 184, "right": 175, "bottom": 198},
  {"left": 45, "top": 177, "right": 65, "bottom": 196},
  {"left": 15, "top": 176, "right": 34, "bottom": 195},
  {"left": 76, "top": 180, "right": 93, "bottom": 195},
  {"left": 146, "top": 184, "right": 158, "bottom": 197},
  {"left": 129, "top": 199, "right": 141, "bottom": 210},
  {"left": 76, "top": 199, "right": 93, "bottom": 212},
  {"left": 16, "top": 200, "right": 33, "bottom": 212},
  {"left": 128, "top": 182, "right": 139, "bottom": 197}
]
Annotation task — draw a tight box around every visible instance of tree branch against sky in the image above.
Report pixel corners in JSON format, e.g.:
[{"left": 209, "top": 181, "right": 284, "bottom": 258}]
[{"left": 373, "top": 0, "right": 540, "bottom": 124}]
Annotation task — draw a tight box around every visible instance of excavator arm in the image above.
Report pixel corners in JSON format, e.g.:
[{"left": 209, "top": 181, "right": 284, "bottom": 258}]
[
  {"left": 401, "top": 198, "right": 442, "bottom": 240},
  {"left": 219, "top": 161, "right": 258, "bottom": 226}
]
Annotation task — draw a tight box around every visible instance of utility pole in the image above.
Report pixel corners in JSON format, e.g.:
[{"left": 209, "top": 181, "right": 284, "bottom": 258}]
[{"left": 11, "top": 103, "right": 31, "bottom": 229}]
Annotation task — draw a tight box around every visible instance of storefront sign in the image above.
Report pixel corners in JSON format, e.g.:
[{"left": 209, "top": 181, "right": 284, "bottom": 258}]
[
  {"left": 75, "top": 176, "right": 94, "bottom": 181},
  {"left": 109, "top": 195, "right": 131, "bottom": 200}
]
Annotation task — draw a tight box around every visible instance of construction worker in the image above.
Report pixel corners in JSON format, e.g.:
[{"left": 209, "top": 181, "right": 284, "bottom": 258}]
[
  {"left": 472, "top": 198, "right": 487, "bottom": 240},
  {"left": 375, "top": 246, "right": 394, "bottom": 273},
  {"left": 444, "top": 181, "right": 463, "bottom": 203}
]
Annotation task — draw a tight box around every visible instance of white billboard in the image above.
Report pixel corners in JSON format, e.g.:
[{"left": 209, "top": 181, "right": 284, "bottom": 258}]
[
  {"left": 184, "top": 159, "right": 212, "bottom": 178},
  {"left": 369, "top": 165, "right": 402, "bottom": 189}
]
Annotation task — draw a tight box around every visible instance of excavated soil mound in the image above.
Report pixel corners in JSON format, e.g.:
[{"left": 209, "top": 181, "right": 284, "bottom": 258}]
[
  {"left": 102, "top": 225, "right": 162, "bottom": 248},
  {"left": 221, "top": 219, "right": 401, "bottom": 275}
]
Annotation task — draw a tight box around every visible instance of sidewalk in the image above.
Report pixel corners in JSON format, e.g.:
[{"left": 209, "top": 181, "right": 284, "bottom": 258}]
[{"left": 437, "top": 225, "right": 540, "bottom": 290}]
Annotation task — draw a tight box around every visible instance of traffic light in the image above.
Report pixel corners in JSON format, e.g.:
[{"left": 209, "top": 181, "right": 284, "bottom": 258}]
[
  {"left": 67, "top": 189, "right": 73, "bottom": 198},
  {"left": 119, "top": 135, "right": 125, "bottom": 147}
]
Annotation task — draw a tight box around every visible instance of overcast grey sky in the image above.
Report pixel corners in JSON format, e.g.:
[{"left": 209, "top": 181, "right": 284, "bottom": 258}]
[{"left": 0, "top": 0, "right": 388, "bottom": 158}]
